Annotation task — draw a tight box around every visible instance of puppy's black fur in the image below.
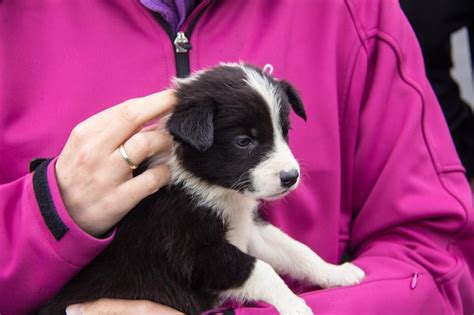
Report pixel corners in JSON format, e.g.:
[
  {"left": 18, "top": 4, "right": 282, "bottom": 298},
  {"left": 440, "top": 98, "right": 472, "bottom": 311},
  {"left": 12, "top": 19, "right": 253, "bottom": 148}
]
[
  {"left": 39, "top": 185, "right": 254, "bottom": 313},
  {"left": 38, "top": 64, "right": 305, "bottom": 314}
]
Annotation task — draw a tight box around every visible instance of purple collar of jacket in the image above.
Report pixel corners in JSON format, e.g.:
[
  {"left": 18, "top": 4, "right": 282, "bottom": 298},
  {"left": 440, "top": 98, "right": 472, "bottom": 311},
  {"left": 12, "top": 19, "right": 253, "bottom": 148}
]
[{"left": 140, "top": 0, "right": 197, "bottom": 32}]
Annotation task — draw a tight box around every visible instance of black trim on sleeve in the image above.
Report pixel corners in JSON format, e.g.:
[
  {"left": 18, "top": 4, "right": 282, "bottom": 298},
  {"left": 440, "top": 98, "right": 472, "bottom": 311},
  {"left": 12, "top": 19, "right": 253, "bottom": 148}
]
[
  {"left": 29, "top": 158, "right": 49, "bottom": 172},
  {"left": 32, "top": 159, "right": 69, "bottom": 241}
]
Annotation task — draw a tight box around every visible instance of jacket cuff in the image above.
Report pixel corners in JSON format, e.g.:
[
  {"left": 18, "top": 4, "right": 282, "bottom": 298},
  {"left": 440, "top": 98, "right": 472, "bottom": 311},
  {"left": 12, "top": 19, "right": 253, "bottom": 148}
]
[{"left": 30, "top": 158, "right": 115, "bottom": 267}]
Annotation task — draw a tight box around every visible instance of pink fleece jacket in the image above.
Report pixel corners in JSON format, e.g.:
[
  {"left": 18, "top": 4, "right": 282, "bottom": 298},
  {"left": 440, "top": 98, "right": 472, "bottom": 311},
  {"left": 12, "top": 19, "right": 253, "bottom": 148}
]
[{"left": 1, "top": 1, "right": 473, "bottom": 314}]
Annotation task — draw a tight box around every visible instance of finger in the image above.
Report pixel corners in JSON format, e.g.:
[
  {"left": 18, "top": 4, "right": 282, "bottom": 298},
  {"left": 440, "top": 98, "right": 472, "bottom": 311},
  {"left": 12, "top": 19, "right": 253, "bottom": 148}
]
[
  {"left": 86, "top": 90, "right": 176, "bottom": 149},
  {"left": 67, "top": 298, "right": 184, "bottom": 315},
  {"left": 113, "top": 130, "right": 172, "bottom": 172},
  {"left": 106, "top": 90, "right": 176, "bottom": 147},
  {"left": 115, "top": 164, "right": 171, "bottom": 209}
]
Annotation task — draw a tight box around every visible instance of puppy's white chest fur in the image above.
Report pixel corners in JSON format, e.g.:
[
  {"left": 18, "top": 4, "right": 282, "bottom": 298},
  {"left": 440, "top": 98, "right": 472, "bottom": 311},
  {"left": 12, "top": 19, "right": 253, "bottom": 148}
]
[
  {"left": 167, "top": 158, "right": 259, "bottom": 253},
  {"left": 224, "top": 197, "right": 258, "bottom": 253}
]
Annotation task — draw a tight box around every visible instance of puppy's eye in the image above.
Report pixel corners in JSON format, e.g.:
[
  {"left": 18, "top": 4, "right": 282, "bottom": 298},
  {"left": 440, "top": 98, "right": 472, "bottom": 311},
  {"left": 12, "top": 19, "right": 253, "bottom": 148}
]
[{"left": 234, "top": 135, "right": 254, "bottom": 148}]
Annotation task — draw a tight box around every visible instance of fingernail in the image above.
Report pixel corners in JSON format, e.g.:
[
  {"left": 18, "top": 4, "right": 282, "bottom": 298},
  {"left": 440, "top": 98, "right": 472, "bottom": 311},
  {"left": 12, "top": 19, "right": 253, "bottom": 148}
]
[{"left": 65, "top": 304, "right": 83, "bottom": 315}]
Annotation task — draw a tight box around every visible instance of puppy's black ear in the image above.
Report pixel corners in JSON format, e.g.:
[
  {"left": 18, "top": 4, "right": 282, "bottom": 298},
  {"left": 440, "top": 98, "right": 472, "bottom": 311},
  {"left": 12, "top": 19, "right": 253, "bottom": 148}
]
[
  {"left": 280, "top": 80, "right": 307, "bottom": 121},
  {"left": 166, "top": 101, "right": 215, "bottom": 152}
]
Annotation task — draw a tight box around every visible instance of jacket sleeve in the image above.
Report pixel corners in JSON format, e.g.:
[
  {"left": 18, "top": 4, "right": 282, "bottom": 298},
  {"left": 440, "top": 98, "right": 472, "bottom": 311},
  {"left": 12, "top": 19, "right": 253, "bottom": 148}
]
[
  {"left": 0, "top": 159, "right": 114, "bottom": 314},
  {"left": 232, "top": 2, "right": 474, "bottom": 315}
]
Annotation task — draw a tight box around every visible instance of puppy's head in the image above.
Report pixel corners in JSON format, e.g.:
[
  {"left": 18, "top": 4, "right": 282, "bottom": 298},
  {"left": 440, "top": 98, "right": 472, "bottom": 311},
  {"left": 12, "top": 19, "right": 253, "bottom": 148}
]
[{"left": 167, "top": 63, "right": 306, "bottom": 201}]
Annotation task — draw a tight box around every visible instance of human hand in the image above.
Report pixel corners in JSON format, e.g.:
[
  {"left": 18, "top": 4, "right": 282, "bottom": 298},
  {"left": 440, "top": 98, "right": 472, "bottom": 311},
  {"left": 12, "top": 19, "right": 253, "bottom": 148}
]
[
  {"left": 65, "top": 299, "right": 184, "bottom": 315},
  {"left": 56, "top": 90, "right": 176, "bottom": 237}
]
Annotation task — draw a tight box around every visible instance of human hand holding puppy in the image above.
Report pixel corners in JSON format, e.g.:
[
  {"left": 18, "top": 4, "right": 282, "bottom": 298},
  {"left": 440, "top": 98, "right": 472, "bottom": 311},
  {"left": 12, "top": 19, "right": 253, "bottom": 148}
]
[{"left": 56, "top": 90, "right": 175, "bottom": 237}]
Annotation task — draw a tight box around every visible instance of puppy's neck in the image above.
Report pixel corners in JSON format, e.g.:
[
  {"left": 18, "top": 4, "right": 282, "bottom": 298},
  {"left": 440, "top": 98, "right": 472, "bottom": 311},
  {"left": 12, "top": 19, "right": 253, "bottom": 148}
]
[{"left": 150, "top": 147, "right": 259, "bottom": 221}]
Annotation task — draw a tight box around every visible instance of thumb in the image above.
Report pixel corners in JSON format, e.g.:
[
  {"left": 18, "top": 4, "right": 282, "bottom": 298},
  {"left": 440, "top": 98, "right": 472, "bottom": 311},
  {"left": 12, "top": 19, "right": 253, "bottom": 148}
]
[{"left": 66, "top": 298, "right": 184, "bottom": 315}]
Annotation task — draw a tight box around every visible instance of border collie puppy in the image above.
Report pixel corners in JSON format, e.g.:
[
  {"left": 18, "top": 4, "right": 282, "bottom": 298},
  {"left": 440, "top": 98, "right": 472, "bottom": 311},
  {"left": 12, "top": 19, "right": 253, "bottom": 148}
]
[{"left": 39, "top": 63, "right": 365, "bottom": 315}]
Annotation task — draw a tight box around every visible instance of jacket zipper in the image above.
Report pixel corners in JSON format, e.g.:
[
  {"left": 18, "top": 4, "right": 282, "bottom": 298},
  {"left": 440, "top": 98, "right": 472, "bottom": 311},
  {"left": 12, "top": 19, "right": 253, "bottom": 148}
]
[
  {"left": 173, "top": 32, "right": 192, "bottom": 78},
  {"left": 148, "top": 0, "right": 212, "bottom": 78}
]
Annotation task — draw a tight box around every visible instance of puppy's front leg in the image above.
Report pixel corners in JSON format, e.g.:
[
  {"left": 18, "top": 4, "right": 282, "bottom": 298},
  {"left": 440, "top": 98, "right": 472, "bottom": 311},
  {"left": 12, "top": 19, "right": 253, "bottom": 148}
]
[
  {"left": 224, "top": 260, "right": 313, "bottom": 315},
  {"left": 194, "top": 241, "right": 311, "bottom": 315},
  {"left": 248, "top": 222, "right": 365, "bottom": 288}
]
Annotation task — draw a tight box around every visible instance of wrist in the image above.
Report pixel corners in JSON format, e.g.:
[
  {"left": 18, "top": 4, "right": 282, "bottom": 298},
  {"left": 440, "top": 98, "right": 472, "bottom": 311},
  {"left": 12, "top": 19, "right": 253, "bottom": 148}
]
[{"left": 30, "top": 158, "right": 116, "bottom": 266}]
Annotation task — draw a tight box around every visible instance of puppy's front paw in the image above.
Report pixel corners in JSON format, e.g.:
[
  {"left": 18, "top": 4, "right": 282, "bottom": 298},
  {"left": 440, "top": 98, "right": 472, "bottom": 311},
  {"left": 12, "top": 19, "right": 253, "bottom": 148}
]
[
  {"left": 314, "top": 262, "right": 365, "bottom": 288},
  {"left": 277, "top": 296, "right": 313, "bottom": 315}
]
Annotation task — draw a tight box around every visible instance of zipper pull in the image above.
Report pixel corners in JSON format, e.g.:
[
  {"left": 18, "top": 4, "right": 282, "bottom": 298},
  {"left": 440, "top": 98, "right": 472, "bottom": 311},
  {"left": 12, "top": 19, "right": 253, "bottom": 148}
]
[
  {"left": 174, "top": 32, "right": 192, "bottom": 53},
  {"left": 410, "top": 272, "right": 419, "bottom": 289}
]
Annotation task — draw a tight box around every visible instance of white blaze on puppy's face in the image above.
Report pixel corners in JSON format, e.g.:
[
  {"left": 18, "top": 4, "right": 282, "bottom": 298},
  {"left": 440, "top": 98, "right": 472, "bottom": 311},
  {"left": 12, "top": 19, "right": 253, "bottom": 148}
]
[
  {"left": 241, "top": 66, "right": 301, "bottom": 200},
  {"left": 250, "top": 141, "right": 300, "bottom": 200}
]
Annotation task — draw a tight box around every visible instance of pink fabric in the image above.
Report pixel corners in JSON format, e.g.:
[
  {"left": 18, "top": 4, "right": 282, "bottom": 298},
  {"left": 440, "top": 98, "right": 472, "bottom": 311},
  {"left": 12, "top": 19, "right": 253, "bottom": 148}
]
[
  {"left": 0, "top": 160, "right": 115, "bottom": 313},
  {"left": 0, "top": 0, "right": 473, "bottom": 314}
]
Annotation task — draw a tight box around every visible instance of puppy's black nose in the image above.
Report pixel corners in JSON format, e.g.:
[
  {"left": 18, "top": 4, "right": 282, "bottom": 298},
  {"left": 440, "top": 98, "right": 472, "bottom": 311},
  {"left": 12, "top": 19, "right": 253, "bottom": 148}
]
[{"left": 279, "top": 169, "right": 299, "bottom": 188}]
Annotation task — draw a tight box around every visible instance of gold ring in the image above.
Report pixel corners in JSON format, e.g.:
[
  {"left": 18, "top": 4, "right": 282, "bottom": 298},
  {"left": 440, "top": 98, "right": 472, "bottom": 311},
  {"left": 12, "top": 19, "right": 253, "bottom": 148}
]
[{"left": 119, "top": 144, "right": 138, "bottom": 170}]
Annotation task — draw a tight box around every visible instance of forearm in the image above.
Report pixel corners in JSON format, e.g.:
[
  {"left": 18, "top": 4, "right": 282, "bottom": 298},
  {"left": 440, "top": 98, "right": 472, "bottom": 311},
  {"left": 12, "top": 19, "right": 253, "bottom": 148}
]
[
  {"left": 235, "top": 258, "right": 448, "bottom": 315},
  {"left": 0, "top": 160, "right": 114, "bottom": 314}
]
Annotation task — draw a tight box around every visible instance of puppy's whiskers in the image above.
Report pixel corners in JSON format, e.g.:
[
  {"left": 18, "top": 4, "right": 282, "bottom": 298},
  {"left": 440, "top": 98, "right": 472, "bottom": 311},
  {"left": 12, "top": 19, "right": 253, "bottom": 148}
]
[{"left": 230, "top": 172, "right": 251, "bottom": 191}]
